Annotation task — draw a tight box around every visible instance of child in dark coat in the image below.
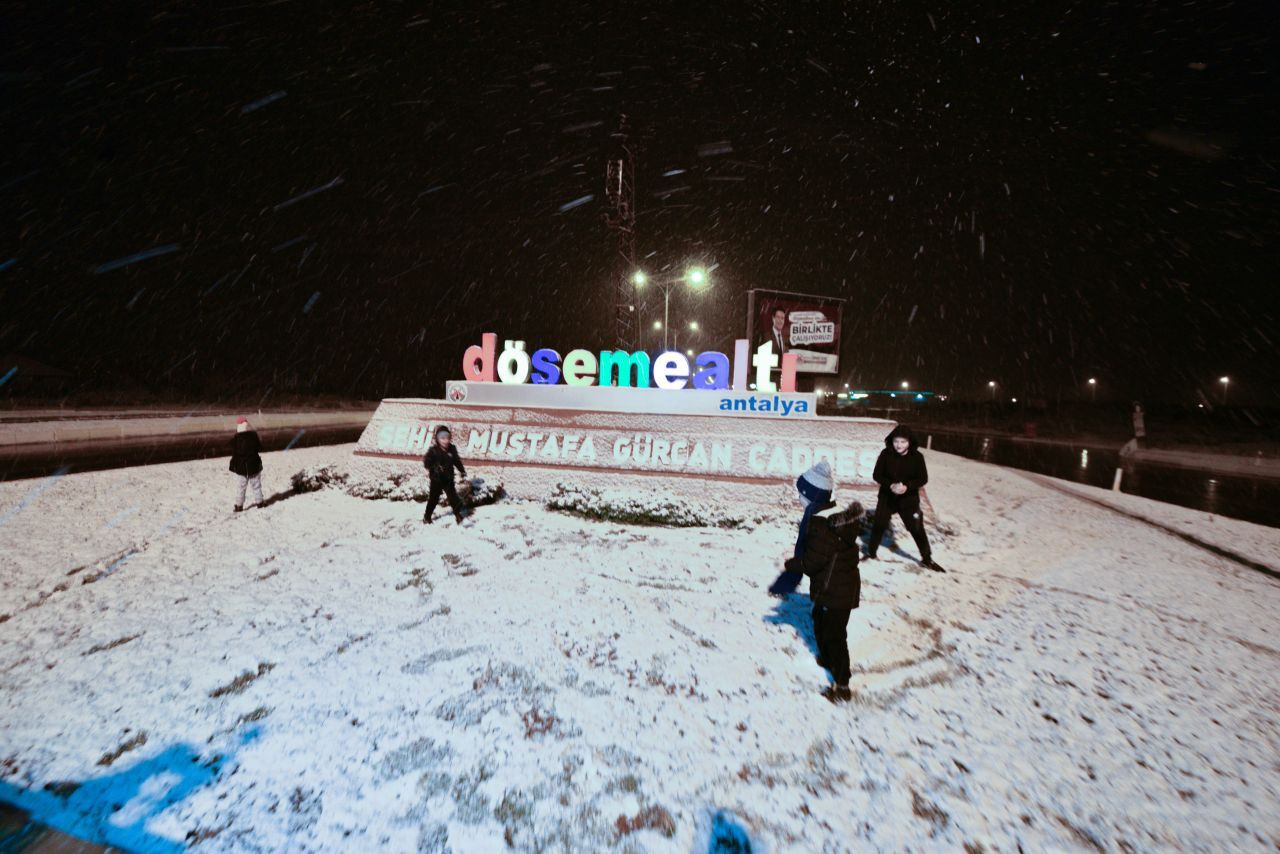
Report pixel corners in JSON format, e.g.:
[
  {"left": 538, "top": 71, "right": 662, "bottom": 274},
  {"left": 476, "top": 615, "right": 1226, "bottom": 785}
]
[
  {"left": 785, "top": 500, "right": 866, "bottom": 703},
  {"left": 422, "top": 425, "right": 468, "bottom": 524},
  {"left": 229, "top": 416, "right": 263, "bottom": 512},
  {"left": 768, "top": 460, "right": 834, "bottom": 596}
]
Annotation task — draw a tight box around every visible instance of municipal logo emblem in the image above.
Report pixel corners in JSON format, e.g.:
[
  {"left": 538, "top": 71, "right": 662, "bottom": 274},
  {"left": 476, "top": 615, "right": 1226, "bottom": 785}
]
[{"left": 448, "top": 383, "right": 468, "bottom": 402}]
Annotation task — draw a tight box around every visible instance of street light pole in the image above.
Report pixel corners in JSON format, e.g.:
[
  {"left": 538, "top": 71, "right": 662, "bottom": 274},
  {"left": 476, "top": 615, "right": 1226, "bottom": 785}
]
[
  {"left": 1220, "top": 376, "right": 1230, "bottom": 405},
  {"left": 1088, "top": 378, "right": 1097, "bottom": 402},
  {"left": 633, "top": 266, "right": 708, "bottom": 353},
  {"left": 664, "top": 286, "right": 671, "bottom": 352}
]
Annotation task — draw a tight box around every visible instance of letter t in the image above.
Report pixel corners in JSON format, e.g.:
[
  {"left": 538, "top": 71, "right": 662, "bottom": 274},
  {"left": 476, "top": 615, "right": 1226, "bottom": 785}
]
[{"left": 753, "top": 341, "right": 778, "bottom": 392}]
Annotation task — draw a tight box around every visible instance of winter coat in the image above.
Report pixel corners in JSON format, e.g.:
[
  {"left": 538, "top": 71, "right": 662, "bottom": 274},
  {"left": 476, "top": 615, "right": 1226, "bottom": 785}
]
[
  {"left": 872, "top": 425, "right": 928, "bottom": 498},
  {"left": 784, "top": 503, "right": 861, "bottom": 609},
  {"left": 229, "top": 430, "right": 263, "bottom": 477},
  {"left": 424, "top": 443, "right": 466, "bottom": 483}
]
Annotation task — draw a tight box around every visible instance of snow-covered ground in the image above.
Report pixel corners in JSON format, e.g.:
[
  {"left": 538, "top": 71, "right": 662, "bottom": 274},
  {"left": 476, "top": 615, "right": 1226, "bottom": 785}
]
[{"left": 1, "top": 444, "right": 1278, "bottom": 852}]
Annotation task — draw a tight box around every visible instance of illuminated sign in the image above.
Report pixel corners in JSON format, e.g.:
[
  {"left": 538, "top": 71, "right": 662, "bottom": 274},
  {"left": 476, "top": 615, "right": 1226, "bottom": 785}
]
[{"left": 462, "top": 334, "right": 800, "bottom": 394}]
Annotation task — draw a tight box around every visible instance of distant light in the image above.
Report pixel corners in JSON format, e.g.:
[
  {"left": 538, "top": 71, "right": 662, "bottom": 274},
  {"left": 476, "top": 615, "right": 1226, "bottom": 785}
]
[
  {"left": 1219, "top": 376, "right": 1229, "bottom": 384},
  {"left": 1011, "top": 397, "right": 1017, "bottom": 403},
  {"left": 890, "top": 393, "right": 896, "bottom": 398},
  {"left": 632, "top": 271, "right": 647, "bottom": 287},
  {"left": 1088, "top": 378, "right": 1096, "bottom": 385},
  {"left": 988, "top": 380, "right": 996, "bottom": 388},
  {"left": 915, "top": 393, "right": 924, "bottom": 401},
  {"left": 686, "top": 267, "right": 707, "bottom": 286},
  {"left": 850, "top": 393, "right": 869, "bottom": 400},
  {"left": 843, "top": 383, "right": 849, "bottom": 389},
  {"left": 685, "top": 349, "right": 694, "bottom": 356},
  {"left": 901, "top": 381, "right": 909, "bottom": 389},
  {"left": 1198, "top": 403, "right": 1205, "bottom": 409},
  {"left": 1081, "top": 449, "right": 1089, "bottom": 468},
  {"left": 652, "top": 320, "right": 662, "bottom": 330},
  {"left": 688, "top": 320, "right": 699, "bottom": 330}
]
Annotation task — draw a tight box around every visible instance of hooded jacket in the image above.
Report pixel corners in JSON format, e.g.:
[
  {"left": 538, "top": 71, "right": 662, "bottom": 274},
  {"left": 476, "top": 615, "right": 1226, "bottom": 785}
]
[
  {"left": 784, "top": 502, "right": 862, "bottom": 609},
  {"left": 872, "top": 425, "right": 928, "bottom": 498}
]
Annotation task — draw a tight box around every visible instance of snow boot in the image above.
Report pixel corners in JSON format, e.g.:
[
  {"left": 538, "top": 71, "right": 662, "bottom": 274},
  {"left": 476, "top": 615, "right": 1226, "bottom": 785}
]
[
  {"left": 234, "top": 505, "right": 243, "bottom": 513},
  {"left": 422, "top": 511, "right": 433, "bottom": 524},
  {"left": 920, "top": 558, "right": 945, "bottom": 573},
  {"left": 822, "top": 684, "right": 853, "bottom": 704}
]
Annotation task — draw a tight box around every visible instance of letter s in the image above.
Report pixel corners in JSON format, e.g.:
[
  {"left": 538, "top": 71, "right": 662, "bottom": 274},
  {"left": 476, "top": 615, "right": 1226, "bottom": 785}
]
[{"left": 530, "top": 348, "right": 562, "bottom": 385}]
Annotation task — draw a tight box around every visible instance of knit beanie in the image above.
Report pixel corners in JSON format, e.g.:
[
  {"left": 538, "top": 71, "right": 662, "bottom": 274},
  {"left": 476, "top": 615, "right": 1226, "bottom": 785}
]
[
  {"left": 800, "top": 460, "right": 833, "bottom": 492},
  {"left": 796, "top": 460, "right": 834, "bottom": 506}
]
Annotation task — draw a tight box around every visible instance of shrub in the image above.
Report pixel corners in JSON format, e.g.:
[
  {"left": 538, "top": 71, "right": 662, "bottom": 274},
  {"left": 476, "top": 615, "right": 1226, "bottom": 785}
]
[
  {"left": 289, "top": 465, "right": 504, "bottom": 506},
  {"left": 546, "top": 484, "right": 745, "bottom": 529},
  {"left": 290, "top": 465, "right": 348, "bottom": 493}
]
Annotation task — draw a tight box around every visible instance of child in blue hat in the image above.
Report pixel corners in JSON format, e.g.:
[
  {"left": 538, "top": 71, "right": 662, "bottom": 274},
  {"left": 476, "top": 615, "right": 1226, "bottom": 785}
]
[{"left": 768, "top": 460, "right": 834, "bottom": 596}]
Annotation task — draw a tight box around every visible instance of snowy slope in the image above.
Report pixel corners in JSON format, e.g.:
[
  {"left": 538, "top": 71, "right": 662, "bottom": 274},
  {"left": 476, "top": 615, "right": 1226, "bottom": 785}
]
[{"left": 1, "top": 445, "right": 1277, "bottom": 851}]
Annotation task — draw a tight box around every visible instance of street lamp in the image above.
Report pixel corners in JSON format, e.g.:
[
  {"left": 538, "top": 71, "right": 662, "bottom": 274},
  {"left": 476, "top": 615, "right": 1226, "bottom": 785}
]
[
  {"left": 672, "top": 320, "right": 699, "bottom": 354},
  {"left": 901, "top": 381, "right": 909, "bottom": 389},
  {"left": 632, "top": 266, "right": 711, "bottom": 351},
  {"left": 988, "top": 380, "right": 996, "bottom": 401},
  {"left": 1088, "top": 377, "right": 1097, "bottom": 402},
  {"left": 1220, "top": 376, "right": 1230, "bottom": 405}
]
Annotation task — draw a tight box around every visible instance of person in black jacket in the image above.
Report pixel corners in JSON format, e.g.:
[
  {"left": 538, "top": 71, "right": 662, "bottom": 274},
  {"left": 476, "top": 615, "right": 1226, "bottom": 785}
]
[
  {"left": 866, "top": 424, "right": 944, "bottom": 571},
  {"left": 229, "top": 416, "right": 264, "bottom": 512},
  {"left": 784, "top": 500, "right": 865, "bottom": 703},
  {"left": 422, "top": 425, "right": 468, "bottom": 524}
]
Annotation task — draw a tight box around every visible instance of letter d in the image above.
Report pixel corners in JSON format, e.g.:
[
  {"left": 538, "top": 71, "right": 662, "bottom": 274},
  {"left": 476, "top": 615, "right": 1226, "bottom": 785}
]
[{"left": 462, "top": 332, "right": 497, "bottom": 382}]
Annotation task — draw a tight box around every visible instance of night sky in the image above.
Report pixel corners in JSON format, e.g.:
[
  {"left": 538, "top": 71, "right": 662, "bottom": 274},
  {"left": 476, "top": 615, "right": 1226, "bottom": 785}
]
[{"left": 2, "top": 1, "right": 1276, "bottom": 404}]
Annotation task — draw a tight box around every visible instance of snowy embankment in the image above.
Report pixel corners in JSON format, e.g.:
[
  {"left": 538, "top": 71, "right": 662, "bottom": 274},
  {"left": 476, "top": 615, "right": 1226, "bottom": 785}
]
[{"left": 1, "top": 445, "right": 1277, "bottom": 851}]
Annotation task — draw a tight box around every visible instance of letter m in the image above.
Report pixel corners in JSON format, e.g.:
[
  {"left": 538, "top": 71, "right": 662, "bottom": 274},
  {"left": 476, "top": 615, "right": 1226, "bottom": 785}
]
[
  {"left": 598, "top": 350, "right": 651, "bottom": 388},
  {"left": 466, "top": 429, "right": 490, "bottom": 453}
]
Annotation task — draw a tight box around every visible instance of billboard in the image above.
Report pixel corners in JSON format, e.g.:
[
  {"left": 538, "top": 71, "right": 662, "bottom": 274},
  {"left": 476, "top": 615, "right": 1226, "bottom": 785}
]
[{"left": 746, "top": 289, "right": 845, "bottom": 374}]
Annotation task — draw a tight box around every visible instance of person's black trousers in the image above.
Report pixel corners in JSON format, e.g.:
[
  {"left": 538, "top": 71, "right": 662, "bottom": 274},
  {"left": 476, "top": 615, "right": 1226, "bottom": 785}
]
[
  {"left": 425, "top": 478, "right": 464, "bottom": 521},
  {"left": 868, "top": 493, "right": 931, "bottom": 560},
  {"left": 812, "top": 603, "right": 853, "bottom": 685}
]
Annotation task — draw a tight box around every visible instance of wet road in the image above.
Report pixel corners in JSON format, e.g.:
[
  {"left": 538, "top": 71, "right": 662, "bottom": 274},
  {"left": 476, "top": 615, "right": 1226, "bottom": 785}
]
[{"left": 925, "top": 430, "right": 1280, "bottom": 528}]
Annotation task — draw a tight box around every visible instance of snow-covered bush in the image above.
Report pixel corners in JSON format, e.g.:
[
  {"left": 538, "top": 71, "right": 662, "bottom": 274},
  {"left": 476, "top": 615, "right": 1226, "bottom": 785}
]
[
  {"left": 289, "top": 465, "right": 504, "bottom": 506},
  {"left": 546, "top": 483, "right": 747, "bottom": 529},
  {"left": 290, "top": 465, "right": 349, "bottom": 493},
  {"left": 344, "top": 470, "right": 426, "bottom": 502}
]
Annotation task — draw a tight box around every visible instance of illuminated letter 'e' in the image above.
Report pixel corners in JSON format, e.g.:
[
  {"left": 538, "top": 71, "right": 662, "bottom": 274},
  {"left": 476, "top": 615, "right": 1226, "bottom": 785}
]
[
  {"left": 653, "top": 352, "right": 690, "bottom": 389},
  {"left": 563, "top": 349, "right": 598, "bottom": 386}
]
